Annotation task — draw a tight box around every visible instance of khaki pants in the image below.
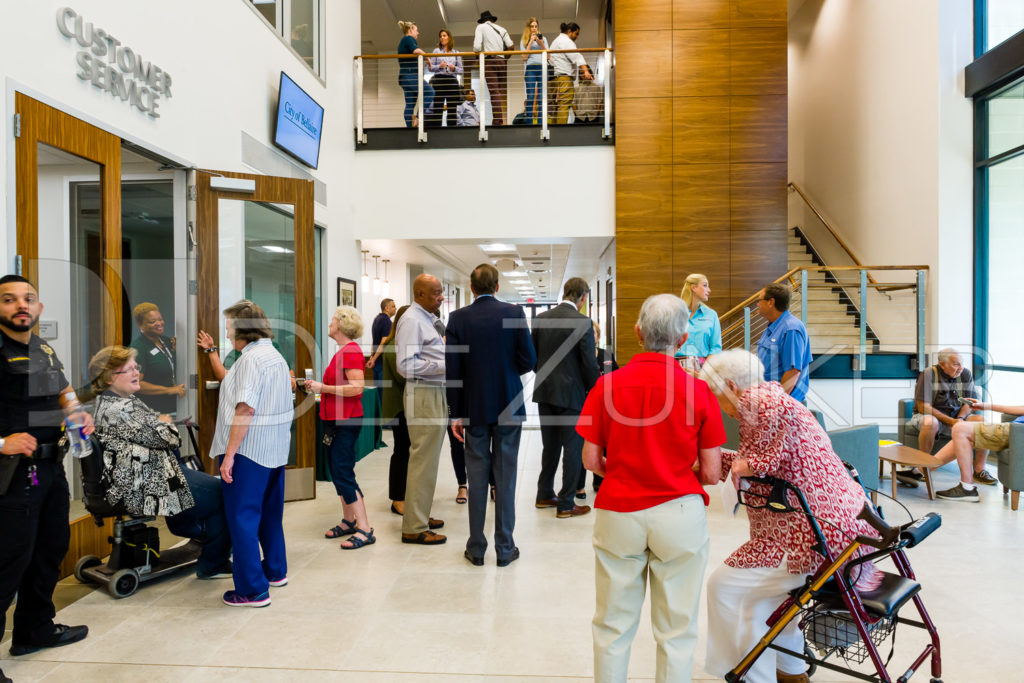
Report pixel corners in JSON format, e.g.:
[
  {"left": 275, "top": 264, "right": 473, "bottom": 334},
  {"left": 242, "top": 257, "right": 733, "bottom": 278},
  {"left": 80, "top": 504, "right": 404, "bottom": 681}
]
[
  {"left": 552, "top": 75, "right": 574, "bottom": 124},
  {"left": 592, "top": 495, "right": 709, "bottom": 683},
  {"left": 402, "top": 383, "right": 446, "bottom": 535}
]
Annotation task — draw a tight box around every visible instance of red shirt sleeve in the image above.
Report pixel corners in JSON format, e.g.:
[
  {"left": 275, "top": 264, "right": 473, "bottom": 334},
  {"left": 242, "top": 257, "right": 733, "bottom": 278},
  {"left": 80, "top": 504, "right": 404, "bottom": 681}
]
[
  {"left": 696, "top": 380, "right": 727, "bottom": 449},
  {"left": 576, "top": 377, "right": 607, "bottom": 447}
]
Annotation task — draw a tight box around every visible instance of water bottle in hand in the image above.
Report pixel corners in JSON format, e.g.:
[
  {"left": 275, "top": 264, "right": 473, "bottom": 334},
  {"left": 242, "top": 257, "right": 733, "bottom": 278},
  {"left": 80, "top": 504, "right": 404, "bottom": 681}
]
[{"left": 65, "top": 419, "right": 93, "bottom": 459}]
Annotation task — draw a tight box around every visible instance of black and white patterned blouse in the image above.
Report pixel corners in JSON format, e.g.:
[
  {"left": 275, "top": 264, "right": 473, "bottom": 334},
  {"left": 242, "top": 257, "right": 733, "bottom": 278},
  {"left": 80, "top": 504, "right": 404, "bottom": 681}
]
[{"left": 93, "top": 392, "right": 195, "bottom": 517}]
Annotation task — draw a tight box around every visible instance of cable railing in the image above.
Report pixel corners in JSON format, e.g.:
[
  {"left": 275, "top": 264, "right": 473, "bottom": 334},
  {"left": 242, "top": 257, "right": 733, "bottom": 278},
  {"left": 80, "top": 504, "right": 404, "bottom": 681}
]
[
  {"left": 354, "top": 47, "right": 613, "bottom": 144},
  {"left": 720, "top": 266, "right": 928, "bottom": 371}
]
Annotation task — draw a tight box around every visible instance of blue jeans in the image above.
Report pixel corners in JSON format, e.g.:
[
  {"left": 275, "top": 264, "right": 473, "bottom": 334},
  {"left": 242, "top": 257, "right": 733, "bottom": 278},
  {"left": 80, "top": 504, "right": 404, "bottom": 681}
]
[
  {"left": 220, "top": 455, "right": 286, "bottom": 596},
  {"left": 399, "top": 73, "right": 434, "bottom": 127},
  {"left": 524, "top": 63, "right": 543, "bottom": 123},
  {"left": 166, "top": 466, "right": 232, "bottom": 576},
  {"left": 327, "top": 420, "right": 363, "bottom": 503}
]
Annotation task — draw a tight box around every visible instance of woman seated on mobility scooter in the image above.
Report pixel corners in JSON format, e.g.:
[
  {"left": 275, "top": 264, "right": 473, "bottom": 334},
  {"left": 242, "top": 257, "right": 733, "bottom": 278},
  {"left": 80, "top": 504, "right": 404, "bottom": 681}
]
[
  {"left": 699, "top": 350, "right": 883, "bottom": 683},
  {"left": 88, "top": 345, "right": 232, "bottom": 580}
]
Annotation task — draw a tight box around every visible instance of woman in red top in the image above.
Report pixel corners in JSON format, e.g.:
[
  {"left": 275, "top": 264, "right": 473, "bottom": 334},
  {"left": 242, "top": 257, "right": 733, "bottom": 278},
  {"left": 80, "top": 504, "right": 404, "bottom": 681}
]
[
  {"left": 698, "top": 350, "right": 881, "bottom": 683},
  {"left": 577, "top": 294, "right": 724, "bottom": 683},
  {"left": 305, "top": 306, "right": 372, "bottom": 549}
]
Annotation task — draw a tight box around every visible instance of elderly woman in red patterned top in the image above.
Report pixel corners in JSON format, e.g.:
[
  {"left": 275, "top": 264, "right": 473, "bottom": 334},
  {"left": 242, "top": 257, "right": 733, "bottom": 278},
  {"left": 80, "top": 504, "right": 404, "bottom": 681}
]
[{"left": 698, "top": 350, "right": 881, "bottom": 683}]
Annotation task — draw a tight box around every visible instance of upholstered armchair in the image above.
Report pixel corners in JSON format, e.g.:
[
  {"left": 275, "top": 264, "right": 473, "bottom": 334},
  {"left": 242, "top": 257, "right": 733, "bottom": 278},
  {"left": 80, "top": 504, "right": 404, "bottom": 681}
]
[{"left": 995, "top": 414, "right": 1024, "bottom": 511}]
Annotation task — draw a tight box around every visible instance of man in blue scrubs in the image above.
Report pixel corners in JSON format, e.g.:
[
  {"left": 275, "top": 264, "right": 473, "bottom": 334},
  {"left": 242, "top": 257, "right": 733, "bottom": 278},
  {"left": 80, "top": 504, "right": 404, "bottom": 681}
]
[{"left": 755, "top": 283, "right": 813, "bottom": 402}]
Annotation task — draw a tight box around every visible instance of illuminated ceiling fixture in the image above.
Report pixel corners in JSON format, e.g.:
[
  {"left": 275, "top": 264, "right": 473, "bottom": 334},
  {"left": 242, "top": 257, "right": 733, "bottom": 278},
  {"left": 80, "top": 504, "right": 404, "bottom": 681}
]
[
  {"left": 372, "top": 255, "right": 382, "bottom": 295},
  {"left": 382, "top": 259, "right": 391, "bottom": 297},
  {"left": 479, "top": 243, "right": 515, "bottom": 252},
  {"left": 361, "top": 250, "right": 369, "bottom": 291}
]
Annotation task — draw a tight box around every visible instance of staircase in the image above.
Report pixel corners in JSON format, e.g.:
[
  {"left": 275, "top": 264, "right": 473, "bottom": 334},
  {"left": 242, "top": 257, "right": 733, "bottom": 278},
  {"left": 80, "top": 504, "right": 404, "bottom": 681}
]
[{"left": 787, "top": 228, "right": 880, "bottom": 355}]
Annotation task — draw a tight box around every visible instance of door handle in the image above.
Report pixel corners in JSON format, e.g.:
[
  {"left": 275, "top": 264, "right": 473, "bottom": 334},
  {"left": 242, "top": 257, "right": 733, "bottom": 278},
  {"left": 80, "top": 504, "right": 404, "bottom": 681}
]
[{"left": 205, "top": 380, "right": 220, "bottom": 390}]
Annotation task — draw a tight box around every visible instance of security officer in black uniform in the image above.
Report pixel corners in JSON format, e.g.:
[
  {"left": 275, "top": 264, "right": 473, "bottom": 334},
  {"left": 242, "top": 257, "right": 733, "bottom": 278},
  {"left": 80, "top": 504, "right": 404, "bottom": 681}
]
[{"left": 0, "top": 274, "right": 89, "bottom": 681}]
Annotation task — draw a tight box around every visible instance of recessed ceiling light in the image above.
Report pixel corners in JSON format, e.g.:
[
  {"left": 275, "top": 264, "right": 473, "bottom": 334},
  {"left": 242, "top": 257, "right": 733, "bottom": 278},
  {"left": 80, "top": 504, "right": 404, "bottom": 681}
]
[
  {"left": 480, "top": 243, "right": 515, "bottom": 252},
  {"left": 503, "top": 271, "right": 525, "bottom": 277}
]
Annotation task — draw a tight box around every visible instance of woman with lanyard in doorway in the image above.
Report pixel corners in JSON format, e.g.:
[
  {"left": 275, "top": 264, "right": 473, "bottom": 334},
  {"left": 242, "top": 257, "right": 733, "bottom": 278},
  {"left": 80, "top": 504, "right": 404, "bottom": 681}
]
[{"left": 129, "top": 302, "right": 184, "bottom": 414}]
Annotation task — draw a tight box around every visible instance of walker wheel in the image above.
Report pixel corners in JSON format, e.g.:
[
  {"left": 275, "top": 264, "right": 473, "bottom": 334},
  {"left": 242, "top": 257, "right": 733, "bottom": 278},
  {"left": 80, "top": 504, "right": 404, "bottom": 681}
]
[
  {"left": 73, "top": 555, "right": 101, "bottom": 583},
  {"left": 107, "top": 568, "right": 140, "bottom": 598}
]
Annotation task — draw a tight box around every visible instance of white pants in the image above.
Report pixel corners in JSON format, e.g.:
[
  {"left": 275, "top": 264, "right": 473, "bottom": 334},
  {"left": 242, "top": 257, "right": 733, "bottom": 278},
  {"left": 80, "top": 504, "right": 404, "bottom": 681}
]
[
  {"left": 592, "top": 495, "right": 709, "bottom": 683},
  {"left": 705, "top": 564, "right": 809, "bottom": 683}
]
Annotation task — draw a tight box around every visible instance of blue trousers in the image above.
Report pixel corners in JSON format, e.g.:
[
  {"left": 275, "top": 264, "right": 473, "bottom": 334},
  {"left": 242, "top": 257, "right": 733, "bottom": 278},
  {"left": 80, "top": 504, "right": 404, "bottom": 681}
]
[
  {"left": 328, "top": 420, "right": 363, "bottom": 503},
  {"left": 399, "top": 73, "right": 434, "bottom": 127},
  {"left": 220, "top": 455, "right": 287, "bottom": 596},
  {"left": 524, "top": 63, "right": 543, "bottom": 122},
  {"left": 464, "top": 424, "right": 522, "bottom": 561},
  {"left": 166, "top": 466, "right": 232, "bottom": 576}
]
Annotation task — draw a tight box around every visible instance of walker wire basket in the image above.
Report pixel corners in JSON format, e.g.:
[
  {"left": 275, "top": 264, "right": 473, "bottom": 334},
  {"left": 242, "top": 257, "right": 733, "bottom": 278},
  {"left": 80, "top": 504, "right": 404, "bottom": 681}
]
[{"left": 800, "top": 605, "right": 896, "bottom": 664}]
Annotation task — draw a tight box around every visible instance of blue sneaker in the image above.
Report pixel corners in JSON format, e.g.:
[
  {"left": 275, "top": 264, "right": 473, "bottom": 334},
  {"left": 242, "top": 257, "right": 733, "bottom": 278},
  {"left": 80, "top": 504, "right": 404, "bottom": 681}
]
[
  {"left": 222, "top": 590, "right": 271, "bottom": 607},
  {"left": 268, "top": 576, "right": 288, "bottom": 587}
]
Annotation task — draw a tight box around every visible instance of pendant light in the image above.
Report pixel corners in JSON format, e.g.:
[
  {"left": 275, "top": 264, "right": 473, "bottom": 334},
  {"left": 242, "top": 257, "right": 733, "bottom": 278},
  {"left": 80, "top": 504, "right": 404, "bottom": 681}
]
[
  {"left": 382, "top": 259, "right": 391, "bottom": 297},
  {"left": 360, "top": 250, "right": 369, "bottom": 291},
  {"left": 372, "top": 255, "right": 381, "bottom": 295}
]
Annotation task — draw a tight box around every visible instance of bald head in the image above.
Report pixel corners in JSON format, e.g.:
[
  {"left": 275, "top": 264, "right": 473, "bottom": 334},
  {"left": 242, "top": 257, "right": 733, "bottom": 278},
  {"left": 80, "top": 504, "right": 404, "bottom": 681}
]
[{"left": 413, "top": 274, "right": 444, "bottom": 314}]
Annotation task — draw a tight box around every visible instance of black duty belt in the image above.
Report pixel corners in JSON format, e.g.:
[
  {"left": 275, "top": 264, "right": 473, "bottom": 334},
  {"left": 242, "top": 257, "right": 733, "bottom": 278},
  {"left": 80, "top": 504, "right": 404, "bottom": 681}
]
[{"left": 31, "top": 443, "right": 62, "bottom": 461}]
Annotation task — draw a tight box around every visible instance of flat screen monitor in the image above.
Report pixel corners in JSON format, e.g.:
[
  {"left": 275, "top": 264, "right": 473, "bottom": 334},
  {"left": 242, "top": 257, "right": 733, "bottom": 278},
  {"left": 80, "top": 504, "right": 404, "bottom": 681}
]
[{"left": 273, "top": 72, "right": 324, "bottom": 169}]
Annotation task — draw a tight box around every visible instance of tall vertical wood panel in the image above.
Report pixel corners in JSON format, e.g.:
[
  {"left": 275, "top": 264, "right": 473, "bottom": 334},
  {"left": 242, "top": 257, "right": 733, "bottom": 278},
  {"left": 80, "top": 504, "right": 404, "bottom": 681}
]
[{"left": 614, "top": 0, "right": 788, "bottom": 362}]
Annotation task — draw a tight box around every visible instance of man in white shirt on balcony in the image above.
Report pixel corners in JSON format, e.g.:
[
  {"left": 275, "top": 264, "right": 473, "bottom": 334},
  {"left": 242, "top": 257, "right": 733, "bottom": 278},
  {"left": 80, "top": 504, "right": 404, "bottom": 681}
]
[
  {"left": 473, "top": 11, "right": 514, "bottom": 126},
  {"left": 549, "top": 22, "right": 593, "bottom": 125}
]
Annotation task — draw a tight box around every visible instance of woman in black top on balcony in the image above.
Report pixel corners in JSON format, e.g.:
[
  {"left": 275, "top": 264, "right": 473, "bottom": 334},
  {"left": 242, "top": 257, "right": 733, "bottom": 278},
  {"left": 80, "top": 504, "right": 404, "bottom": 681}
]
[{"left": 397, "top": 21, "right": 434, "bottom": 128}]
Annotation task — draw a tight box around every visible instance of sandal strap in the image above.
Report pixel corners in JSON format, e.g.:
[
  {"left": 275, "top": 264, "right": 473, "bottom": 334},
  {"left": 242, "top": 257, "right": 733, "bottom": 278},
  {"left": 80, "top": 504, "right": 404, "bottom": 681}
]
[{"left": 341, "top": 528, "right": 375, "bottom": 549}]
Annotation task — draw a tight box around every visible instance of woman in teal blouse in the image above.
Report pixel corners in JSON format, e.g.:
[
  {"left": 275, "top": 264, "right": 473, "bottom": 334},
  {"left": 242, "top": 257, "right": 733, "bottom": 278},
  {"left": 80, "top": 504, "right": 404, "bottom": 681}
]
[{"left": 675, "top": 273, "right": 722, "bottom": 370}]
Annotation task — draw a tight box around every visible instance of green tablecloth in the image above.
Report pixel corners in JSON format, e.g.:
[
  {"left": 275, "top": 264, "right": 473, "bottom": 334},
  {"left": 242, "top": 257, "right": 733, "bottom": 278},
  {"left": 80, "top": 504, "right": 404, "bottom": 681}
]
[{"left": 315, "top": 388, "right": 386, "bottom": 482}]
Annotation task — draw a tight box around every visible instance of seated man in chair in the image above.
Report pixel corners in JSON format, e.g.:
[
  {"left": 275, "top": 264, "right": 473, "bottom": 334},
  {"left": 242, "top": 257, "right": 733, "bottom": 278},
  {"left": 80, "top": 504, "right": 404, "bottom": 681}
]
[
  {"left": 934, "top": 398, "right": 1024, "bottom": 502},
  {"left": 899, "top": 348, "right": 986, "bottom": 487},
  {"left": 88, "top": 345, "right": 233, "bottom": 579}
]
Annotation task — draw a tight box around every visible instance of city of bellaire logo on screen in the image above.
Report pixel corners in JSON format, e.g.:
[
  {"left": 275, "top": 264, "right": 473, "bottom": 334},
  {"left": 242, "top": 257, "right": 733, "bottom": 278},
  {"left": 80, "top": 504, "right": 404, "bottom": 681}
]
[{"left": 283, "top": 100, "right": 318, "bottom": 140}]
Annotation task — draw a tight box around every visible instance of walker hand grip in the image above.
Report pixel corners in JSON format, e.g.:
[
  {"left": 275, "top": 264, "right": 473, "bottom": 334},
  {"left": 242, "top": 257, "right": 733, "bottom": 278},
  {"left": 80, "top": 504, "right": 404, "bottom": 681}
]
[
  {"left": 899, "top": 512, "right": 941, "bottom": 548},
  {"left": 856, "top": 502, "right": 900, "bottom": 549}
]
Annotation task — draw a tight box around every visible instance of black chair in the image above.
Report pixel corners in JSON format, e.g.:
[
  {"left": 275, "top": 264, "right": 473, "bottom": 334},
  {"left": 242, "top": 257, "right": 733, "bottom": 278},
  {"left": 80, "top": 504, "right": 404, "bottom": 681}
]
[{"left": 73, "top": 423, "right": 204, "bottom": 599}]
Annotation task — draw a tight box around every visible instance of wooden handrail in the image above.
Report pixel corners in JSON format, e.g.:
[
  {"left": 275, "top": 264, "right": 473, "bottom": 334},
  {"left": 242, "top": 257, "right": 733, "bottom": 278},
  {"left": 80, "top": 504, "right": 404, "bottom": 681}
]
[
  {"left": 356, "top": 48, "right": 610, "bottom": 60},
  {"left": 720, "top": 267, "right": 801, "bottom": 321},
  {"left": 788, "top": 182, "right": 878, "bottom": 287}
]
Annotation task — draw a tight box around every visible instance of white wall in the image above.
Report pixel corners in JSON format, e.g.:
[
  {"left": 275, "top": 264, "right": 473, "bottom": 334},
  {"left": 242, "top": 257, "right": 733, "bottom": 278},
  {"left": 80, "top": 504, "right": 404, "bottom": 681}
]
[
  {"left": 788, "top": 0, "right": 974, "bottom": 353},
  {"left": 351, "top": 146, "right": 615, "bottom": 240}
]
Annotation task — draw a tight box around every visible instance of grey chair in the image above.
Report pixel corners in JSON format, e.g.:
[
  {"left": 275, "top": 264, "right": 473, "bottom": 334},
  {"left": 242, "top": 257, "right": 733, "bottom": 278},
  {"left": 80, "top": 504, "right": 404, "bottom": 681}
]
[
  {"left": 994, "top": 414, "right": 1024, "bottom": 511},
  {"left": 897, "top": 398, "right": 952, "bottom": 453},
  {"left": 827, "top": 423, "right": 880, "bottom": 494},
  {"left": 720, "top": 408, "right": 825, "bottom": 452}
]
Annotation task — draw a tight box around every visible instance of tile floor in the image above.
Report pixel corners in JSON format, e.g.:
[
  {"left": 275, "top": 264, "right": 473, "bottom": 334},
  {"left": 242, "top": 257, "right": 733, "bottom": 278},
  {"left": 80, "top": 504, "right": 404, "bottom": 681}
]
[{"left": 2, "top": 429, "right": 1022, "bottom": 682}]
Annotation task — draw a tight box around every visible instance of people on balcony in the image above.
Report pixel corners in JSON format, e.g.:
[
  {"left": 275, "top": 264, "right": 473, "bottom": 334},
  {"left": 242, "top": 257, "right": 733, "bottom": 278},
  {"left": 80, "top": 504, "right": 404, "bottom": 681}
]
[
  {"left": 473, "top": 11, "right": 514, "bottom": 126},
  {"left": 520, "top": 18, "right": 548, "bottom": 125},
  {"left": 675, "top": 273, "right": 723, "bottom": 373},
  {"left": 754, "top": 283, "right": 813, "bottom": 403},
  {"left": 428, "top": 29, "right": 462, "bottom": 128},
  {"left": 549, "top": 22, "right": 593, "bottom": 125},
  {"left": 396, "top": 21, "right": 434, "bottom": 128}
]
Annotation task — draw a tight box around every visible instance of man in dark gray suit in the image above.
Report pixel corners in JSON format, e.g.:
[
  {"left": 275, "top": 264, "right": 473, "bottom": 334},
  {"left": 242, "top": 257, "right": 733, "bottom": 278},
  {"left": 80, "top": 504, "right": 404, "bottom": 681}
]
[
  {"left": 532, "top": 277, "right": 601, "bottom": 518},
  {"left": 446, "top": 264, "right": 536, "bottom": 566}
]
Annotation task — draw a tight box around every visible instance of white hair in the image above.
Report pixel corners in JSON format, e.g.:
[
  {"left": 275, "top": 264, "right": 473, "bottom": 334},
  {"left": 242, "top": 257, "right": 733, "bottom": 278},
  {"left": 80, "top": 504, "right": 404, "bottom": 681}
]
[
  {"left": 637, "top": 294, "right": 689, "bottom": 353},
  {"left": 331, "top": 306, "right": 364, "bottom": 339},
  {"left": 936, "top": 348, "right": 959, "bottom": 363},
  {"left": 699, "top": 349, "right": 764, "bottom": 395}
]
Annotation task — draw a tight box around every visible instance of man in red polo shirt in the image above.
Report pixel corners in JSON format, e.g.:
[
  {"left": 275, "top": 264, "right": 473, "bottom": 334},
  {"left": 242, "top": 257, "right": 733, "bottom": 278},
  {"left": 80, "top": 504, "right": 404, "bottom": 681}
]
[{"left": 578, "top": 294, "right": 724, "bottom": 683}]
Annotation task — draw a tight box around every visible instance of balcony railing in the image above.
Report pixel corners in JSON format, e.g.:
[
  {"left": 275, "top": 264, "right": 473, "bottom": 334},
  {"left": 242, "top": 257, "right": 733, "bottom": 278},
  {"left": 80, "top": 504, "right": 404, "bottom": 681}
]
[{"left": 354, "top": 47, "right": 613, "bottom": 145}]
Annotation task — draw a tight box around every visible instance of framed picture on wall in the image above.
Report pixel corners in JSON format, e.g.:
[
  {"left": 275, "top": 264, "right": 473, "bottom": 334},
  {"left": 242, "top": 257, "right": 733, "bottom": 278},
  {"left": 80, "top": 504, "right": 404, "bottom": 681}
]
[{"left": 337, "top": 277, "right": 357, "bottom": 308}]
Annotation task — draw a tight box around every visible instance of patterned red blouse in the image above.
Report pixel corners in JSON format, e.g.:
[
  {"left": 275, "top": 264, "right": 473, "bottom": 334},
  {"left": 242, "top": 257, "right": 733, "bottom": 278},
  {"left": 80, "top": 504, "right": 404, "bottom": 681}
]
[{"left": 721, "top": 382, "right": 881, "bottom": 586}]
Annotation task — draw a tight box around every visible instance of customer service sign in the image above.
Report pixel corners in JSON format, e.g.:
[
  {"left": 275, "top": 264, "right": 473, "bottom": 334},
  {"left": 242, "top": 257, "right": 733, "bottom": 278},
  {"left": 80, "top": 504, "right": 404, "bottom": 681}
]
[{"left": 55, "top": 7, "right": 173, "bottom": 119}]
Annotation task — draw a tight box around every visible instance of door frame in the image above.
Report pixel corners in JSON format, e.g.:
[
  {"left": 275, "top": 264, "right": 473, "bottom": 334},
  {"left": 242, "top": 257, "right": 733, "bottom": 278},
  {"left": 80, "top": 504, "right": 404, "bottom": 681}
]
[
  {"left": 14, "top": 93, "right": 124, "bottom": 577},
  {"left": 194, "top": 170, "right": 317, "bottom": 500}
]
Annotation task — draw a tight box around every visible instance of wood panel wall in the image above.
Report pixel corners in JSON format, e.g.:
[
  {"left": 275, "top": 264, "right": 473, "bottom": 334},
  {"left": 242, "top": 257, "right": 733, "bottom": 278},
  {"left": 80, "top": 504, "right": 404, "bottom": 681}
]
[{"left": 614, "top": 0, "right": 788, "bottom": 362}]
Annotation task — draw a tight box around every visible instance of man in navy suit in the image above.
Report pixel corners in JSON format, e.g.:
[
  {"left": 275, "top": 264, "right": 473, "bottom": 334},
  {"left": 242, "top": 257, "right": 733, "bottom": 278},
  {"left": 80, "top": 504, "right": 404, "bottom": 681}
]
[
  {"left": 532, "top": 277, "right": 601, "bottom": 518},
  {"left": 446, "top": 264, "right": 536, "bottom": 567}
]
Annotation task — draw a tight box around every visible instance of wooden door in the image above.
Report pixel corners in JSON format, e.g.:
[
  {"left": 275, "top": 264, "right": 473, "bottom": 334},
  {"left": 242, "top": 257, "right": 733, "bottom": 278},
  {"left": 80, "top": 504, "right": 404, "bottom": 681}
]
[{"left": 195, "top": 171, "right": 317, "bottom": 500}]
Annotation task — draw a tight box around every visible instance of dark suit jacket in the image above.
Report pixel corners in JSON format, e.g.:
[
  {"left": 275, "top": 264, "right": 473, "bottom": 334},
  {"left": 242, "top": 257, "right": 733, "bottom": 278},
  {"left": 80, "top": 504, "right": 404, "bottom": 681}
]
[
  {"left": 445, "top": 296, "right": 537, "bottom": 426},
  {"left": 531, "top": 302, "right": 600, "bottom": 411}
]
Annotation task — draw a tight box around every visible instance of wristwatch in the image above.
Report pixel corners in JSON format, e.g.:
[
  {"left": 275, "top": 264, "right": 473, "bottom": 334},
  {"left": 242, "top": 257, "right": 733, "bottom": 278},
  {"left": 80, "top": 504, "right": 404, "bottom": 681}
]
[{"left": 202, "top": 346, "right": 218, "bottom": 354}]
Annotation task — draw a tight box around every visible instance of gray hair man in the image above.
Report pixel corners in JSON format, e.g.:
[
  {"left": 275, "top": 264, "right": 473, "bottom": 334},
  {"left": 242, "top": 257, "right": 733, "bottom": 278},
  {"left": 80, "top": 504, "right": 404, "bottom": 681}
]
[{"left": 395, "top": 274, "right": 448, "bottom": 545}]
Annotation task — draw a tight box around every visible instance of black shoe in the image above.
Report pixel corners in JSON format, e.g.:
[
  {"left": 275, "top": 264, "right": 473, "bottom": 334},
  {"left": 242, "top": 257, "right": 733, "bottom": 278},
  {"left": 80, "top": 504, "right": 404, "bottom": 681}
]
[
  {"left": 497, "top": 547, "right": 521, "bottom": 567},
  {"left": 895, "top": 469, "right": 923, "bottom": 488},
  {"left": 464, "top": 550, "right": 485, "bottom": 566},
  {"left": 575, "top": 489, "right": 587, "bottom": 500},
  {"left": 0, "top": 667, "right": 11, "bottom": 683},
  {"left": 9, "top": 624, "right": 89, "bottom": 656}
]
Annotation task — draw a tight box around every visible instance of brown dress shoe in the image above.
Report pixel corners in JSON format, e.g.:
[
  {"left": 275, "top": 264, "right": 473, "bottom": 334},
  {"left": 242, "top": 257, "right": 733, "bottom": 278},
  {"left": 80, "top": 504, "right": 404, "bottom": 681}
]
[
  {"left": 535, "top": 498, "right": 559, "bottom": 508},
  {"left": 556, "top": 505, "right": 591, "bottom": 518},
  {"left": 401, "top": 530, "right": 447, "bottom": 545},
  {"left": 777, "top": 671, "right": 810, "bottom": 683},
  {"left": 428, "top": 518, "right": 444, "bottom": 529}
]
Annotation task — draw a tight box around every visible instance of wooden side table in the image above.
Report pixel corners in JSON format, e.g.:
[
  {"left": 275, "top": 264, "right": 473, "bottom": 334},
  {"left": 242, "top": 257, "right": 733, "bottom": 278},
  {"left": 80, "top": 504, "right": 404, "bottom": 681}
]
[{"left": 878, "top": 444, "right": 942, "bottom": 500}]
